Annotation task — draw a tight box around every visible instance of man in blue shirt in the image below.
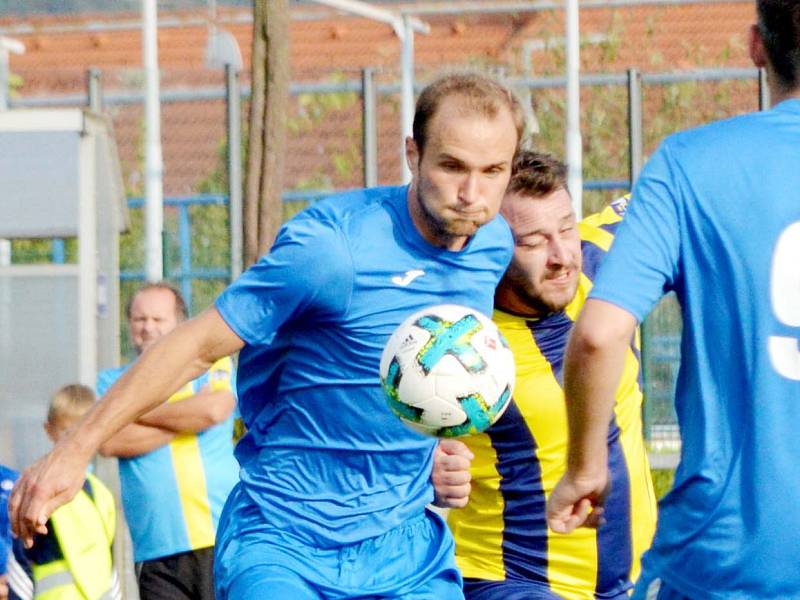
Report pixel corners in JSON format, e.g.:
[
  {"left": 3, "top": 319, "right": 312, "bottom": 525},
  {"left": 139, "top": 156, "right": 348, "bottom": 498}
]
[
  {"left": 96, "top": 283, "right": 238, "bottom": 600},
  {"left": 547, "top": 2, "right": 800, "bottom": 598},
  {"left": 11, "top": 73, "right": 524, "bottom": 599}
]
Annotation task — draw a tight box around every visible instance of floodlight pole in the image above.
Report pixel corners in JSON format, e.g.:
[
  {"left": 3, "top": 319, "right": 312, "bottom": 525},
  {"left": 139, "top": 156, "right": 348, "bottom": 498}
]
[
  {"left": 565, "top": 0, "right": 583, "bottom": 218},
  {"left": 311, "top": 0, "right": 429, "bottom": 184},
  {"left": 143, "top": 0, "right": 164, "bottom": 282}
]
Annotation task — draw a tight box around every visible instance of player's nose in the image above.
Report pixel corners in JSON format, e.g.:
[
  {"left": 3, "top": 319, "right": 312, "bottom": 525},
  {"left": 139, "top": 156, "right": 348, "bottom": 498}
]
[{"left": 457, "top": 173, "right": 480, "bottom": 206}]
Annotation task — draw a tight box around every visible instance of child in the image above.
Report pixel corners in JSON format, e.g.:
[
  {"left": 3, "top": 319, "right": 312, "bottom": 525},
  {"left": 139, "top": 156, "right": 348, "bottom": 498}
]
[{"left": 25, "top": 384, "right": 120, "bottom": 600}]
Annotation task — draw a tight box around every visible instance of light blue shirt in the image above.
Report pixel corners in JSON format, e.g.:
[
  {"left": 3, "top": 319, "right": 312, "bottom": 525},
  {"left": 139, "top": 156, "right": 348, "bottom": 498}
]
[
  {"left": 591, "top": 99, "right": 800, "bottom": 599},
  {"left": 97, "top": 361, "right": 238, "bottom": 562},
  {"left": 215, "top": 185, "right": 513, "bottom": 548}
]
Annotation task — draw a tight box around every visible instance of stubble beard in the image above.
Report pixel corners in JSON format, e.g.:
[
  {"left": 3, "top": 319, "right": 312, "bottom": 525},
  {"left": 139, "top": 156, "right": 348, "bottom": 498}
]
[
  {"left": 501, "top": 266, "right": 578, "bottom": 317},
  {"left": 415, "top": 185, "right": 480, "bottom": 243}
]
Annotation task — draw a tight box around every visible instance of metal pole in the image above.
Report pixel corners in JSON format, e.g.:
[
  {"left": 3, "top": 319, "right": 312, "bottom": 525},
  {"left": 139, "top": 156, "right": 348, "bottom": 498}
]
[
  {"left": 226, "top": 64, "right": 243, "bottom": 280},
  {"left": 143, "top": 0, "right": 164, "bottom": 282},
  {"left": 87, "top": 68, "right": 103, "bottom": 112},
  {"left": 362, "top": 67, "right": 378, "bottom": 188},
  {"left": 758, "top": 67, "right": 770, "bottom": 111},
  {"left": 400, "top": 15, "right": 415, "bottom": 184},
  {"left": 627, "top": 68, "right": 643, "bottom": 184},
  {"left": 565, "top": 0, "right": 582, "bottom": 218}
]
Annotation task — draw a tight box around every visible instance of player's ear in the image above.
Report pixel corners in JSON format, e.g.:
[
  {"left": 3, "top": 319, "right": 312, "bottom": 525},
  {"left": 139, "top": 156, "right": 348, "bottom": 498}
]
[
  {"left": 405, "top": 136, "right": 420, "bottom": 176},
  {"left": 749, "top": 23, "right": 768, "bottom": 68}
]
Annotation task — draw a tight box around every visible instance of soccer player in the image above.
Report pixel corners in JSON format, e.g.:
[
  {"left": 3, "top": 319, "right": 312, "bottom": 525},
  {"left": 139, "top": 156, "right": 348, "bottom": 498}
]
[
  {"left": 546, "top": 1, "right": 800, "bottom": 597},
  {"left": 434, "top": 151, "right": 656, "bottom": 599},
  {"left": 96, "top": 283, "right": 238, "bottom": 600},
  {"left": 10, "top": 73, "right": 524, "bottom": 599}
]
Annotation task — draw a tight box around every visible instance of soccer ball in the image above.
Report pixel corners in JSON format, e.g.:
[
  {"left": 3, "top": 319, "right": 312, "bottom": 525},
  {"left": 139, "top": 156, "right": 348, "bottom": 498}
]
[{"left": 379, "top": 304, "right": 515, "bottom": 437}]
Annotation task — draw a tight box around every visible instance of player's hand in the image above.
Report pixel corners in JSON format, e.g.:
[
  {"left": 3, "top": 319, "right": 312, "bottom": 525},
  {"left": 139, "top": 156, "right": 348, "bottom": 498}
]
[
  {"left": 546, "top": 470, "right": 610, "bottom": 534},
  {"left": 0, "top": 574, "right": 9, "bottom": 600},
  {"left": 8, "top": 439, "right": 91, "bottom": 548},
  {"left": 432, "top": 439, "right": 474, "bottom": 509}
]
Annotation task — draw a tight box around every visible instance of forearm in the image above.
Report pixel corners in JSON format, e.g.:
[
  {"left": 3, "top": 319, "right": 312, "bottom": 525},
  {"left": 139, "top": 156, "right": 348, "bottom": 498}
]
[
  {"left": 73, "top": 308, "right": 242, "bottom": 459},
  {"left": 563, "top": 299, "right": 637, "bottom": 478},
  {"left": 99, "top": 422, "right": 176, "bottom": 458},
  {"left": 137, "top": 390, "right": 235, "bottom": 433}
]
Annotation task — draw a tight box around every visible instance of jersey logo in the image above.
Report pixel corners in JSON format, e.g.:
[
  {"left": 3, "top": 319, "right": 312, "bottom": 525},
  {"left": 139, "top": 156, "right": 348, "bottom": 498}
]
[{"left": 391, "top": 269, "right": 425, "bottom": 287}]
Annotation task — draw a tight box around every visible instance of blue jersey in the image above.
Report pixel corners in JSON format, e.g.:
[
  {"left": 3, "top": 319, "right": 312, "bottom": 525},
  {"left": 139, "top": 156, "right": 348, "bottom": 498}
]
[
  {"left": 590, "top": 99, "right": 800, "bottom": 599},
  {"left": 97, "top": 358, "right": 239, "bottom": 562},
  {"left": 1, "top": 465, "right": 18, "bottom": 574},
  {"left": 215, "top": 185, "right": 513, "bottom": 548}
]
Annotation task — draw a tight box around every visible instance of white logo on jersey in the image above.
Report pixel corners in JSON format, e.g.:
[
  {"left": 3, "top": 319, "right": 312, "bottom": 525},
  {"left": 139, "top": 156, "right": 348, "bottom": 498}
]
[{"left": 391, "top": 269, "right": 425, "bottom": 287}]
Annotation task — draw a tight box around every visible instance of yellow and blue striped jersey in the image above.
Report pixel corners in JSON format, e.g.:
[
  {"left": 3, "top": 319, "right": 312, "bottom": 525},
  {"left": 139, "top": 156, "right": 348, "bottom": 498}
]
[
  {"left": 449, "top": 197, "right": 657, "bottom": 599},
  {"left": 96, "top": 357, "right": 239, "bottom": 562}
]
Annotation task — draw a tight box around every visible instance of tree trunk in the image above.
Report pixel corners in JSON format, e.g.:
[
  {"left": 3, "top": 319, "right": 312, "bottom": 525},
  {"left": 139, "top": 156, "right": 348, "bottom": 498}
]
[{"left": 243, "top": 0, "right": 290, "bottom": 267}]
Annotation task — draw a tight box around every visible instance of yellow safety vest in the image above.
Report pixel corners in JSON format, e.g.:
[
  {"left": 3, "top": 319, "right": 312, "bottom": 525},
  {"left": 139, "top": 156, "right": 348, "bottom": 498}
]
[{"left": 31, "top": 473, "right": 116, "bottom": 600}]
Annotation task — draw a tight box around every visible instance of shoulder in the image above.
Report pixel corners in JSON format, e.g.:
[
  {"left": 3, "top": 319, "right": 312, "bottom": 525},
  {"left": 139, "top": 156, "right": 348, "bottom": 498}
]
[
  {"left": 660, "top": 109, "right": 767, "bottom": 166},
  {"left": 299, "top": 186, "right": 405, "bottom": 228},
  {"left": 265, "top": 188, "right": 405, "bottom": 261},
  {"left": 470, "top": 214, "right": 514, "bottom": 257},
  {"left": 578, "top": 200, "right": 629, "bottom": 282},
  {"left": 96, "top": 364, "right": 129, "bottom": 393}
]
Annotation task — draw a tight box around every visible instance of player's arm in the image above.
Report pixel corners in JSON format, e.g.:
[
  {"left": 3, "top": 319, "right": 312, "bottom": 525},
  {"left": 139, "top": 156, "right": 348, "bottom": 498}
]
[
  {"left": 9, "top": 307, "right": 244, "bottom": 547},
  {"left": 431, "top": 439, "right": 474, "bottom": 508},
  {"left": 135, "top": 387, "right": 235, "bottom": 434},
  {"left": 98, "top": 422, "right": 176, "bottom": 458},
  {"left": 547, "top": 298, "right": 637, "bottom": 533}
]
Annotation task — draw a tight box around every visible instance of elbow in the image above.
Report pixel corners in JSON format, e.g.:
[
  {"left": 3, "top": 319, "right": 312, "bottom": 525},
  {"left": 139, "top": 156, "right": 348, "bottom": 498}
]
[
  {"left": 570, "top": 324, "right": 616, "bottom": 356},
  {"left": 98, "top": 441, "right": 118, "bottom": 458}
]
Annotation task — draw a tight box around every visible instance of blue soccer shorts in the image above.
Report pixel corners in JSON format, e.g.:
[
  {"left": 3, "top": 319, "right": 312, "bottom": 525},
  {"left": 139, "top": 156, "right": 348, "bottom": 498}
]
[
  {"left": 214, "top": 484, "right": 463, "bottom": 599},
  {"left": 632, "top": 571, "right": 693, "bottom": 600}
]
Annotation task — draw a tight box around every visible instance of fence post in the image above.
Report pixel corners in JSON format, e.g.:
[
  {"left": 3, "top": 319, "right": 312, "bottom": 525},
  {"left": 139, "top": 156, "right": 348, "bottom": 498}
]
[
  {"left": 362, "top": 67, "right": 378, "bottom": 189},
  {"left": 627, "top": 67, "right": 653, "bottom": 441},
  {"left": 226, "top": 64, "right": 243, "bottom": 280},
  {"left": 178, "top": 203, "right": 193, "bottom": 314},
  {"left": 627, "top": 68, "right": 643, "bottom": 185},
  {"left": 87, "top": 68, "right": 103, "bottom": 112}
]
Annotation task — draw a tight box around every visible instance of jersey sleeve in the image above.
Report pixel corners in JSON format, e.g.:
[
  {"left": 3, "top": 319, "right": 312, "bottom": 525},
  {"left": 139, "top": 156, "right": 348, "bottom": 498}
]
[
  {"left": 589, "top": 140, "right": 682, "bottom": 322},
  {"left": 215, "top": 215, "right": 354, "bottom": 346}
]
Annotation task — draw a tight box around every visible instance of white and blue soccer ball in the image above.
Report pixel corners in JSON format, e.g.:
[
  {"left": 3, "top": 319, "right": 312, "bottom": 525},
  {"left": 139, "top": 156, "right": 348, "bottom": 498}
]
[{"left": 379, "top": 304, "right": 515, "bottom": 438}]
